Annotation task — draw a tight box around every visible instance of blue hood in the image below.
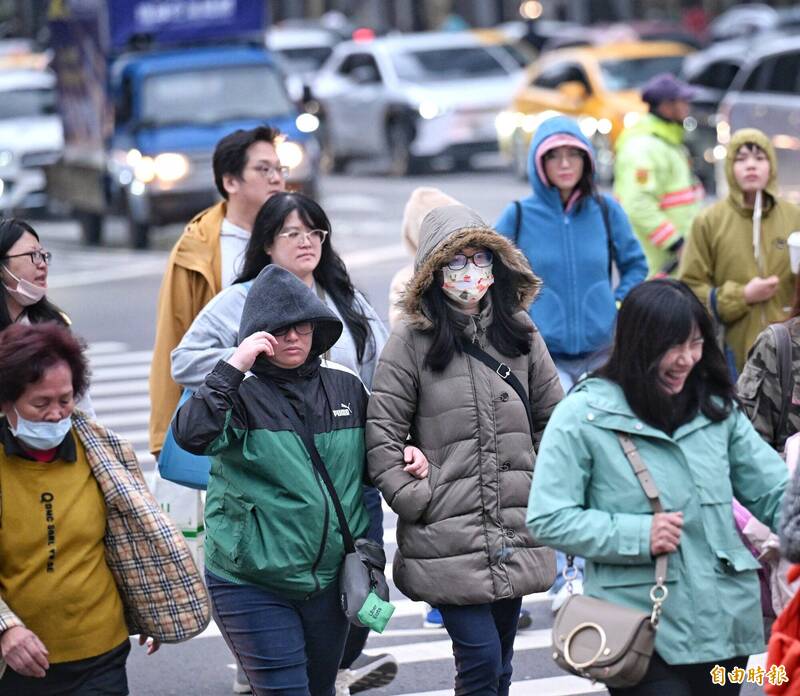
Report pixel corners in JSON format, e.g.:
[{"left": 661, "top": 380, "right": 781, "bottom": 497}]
[{"left": 527, "top": 116, "right": 596, "bottom": 206}]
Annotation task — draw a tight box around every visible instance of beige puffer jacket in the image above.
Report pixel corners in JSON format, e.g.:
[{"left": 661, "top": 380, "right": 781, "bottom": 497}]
[{"left": 366, "top": 205, "right": 562, "bottom": 605}]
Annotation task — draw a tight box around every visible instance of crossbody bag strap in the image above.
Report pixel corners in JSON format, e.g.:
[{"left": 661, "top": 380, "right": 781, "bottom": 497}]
[
  {"left": 770, "top": 323, "right": 793, "bottom": 441},
  {"left": 262, "top": 379, "right": 356, "bottom": 554},
  {"left": 594, "top": 194, "right": 615, "bottom": 282},
  {"left": 615, "top": 432, "right": 668, "bottom": 592},
  {"left": 460, "top": 339, "right": 535, "bottom": 444},
  {"left": 513, "top": 200, "right": 522, "bottom": 244}
]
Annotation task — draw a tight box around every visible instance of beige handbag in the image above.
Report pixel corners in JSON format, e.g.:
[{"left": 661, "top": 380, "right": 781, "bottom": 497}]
[{"left": 551, "top": 432, "right": 669, "bottom": 688}]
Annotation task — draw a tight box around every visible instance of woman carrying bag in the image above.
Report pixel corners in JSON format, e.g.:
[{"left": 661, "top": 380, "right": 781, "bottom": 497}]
[
  {"left": 366, "top": 205, "right": 563, "bottom": 695},
  {"left": 527, "top": 279, "right": 788, "bottom": 695}
]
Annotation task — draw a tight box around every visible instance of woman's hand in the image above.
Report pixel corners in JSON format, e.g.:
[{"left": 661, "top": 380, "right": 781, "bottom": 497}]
[
  {"left": 1, "top": 626, "right": 49, "bottom": 677},
  {"left": 744, "top": 275, "right": 779, "bottom": 304},
  {"left": 138, "top": 634, "right": 161, "bottom": 655},
  {"left": 403, "top": 446, "right": 429, "bottom": 479},
  {"left": 227, "top": 331, "right": 279, "bottom": 373},
  {"left": 650, "top": 511, "right": 684, "bottom": 556}
]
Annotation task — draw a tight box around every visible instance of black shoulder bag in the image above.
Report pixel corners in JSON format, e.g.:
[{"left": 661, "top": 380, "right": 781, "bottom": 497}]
[{"left": 260, "top": 379, "right": 394, "bottom": 632}]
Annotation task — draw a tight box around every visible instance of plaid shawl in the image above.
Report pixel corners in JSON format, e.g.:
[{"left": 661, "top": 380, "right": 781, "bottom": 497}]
[{"left": 0, "top": 413, "right": 209, "bottom": 647}]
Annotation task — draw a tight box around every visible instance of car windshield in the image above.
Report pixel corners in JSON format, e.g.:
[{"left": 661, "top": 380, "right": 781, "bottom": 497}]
[
  {"left": 599, "top": 56, "right": 686, "bottom": 91},
  {"left": 393, "top": 46, "right": 509, "bottom": 82},
  {"left": 276, "top": 46, "right": 333, "bottom": 74},
  {"left": 0, "top": 88, "right": 55, "bottom": 119},
  {"left": 141, "top": 64, "right": 293, "bottom": 126}
]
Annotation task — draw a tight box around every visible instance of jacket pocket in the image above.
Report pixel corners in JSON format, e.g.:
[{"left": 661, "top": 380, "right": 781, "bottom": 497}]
[
  {"left": 713, "top": 546, "right": 761, "bottom": 575},
  {"left": 594, "top": 551, "right": 682, "bottom": 588},
  {"left": 530, "top": 287, "right": 567, "bottom": 353},
  {"left": 580, "top": 280, "right": 616, "bottom": 352},
  {"left": 231, "top": 500, "right": 256, "bottom": 565}
]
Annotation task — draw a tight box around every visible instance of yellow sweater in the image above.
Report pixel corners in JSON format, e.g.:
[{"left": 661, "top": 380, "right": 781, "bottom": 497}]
[{"left": 0, "top": 433, "right": 128, "bottom": 662}]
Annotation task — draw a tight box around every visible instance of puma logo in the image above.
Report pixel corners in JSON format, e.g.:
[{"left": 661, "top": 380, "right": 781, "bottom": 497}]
[{"left": 332, "top": 403, "right": 352, "bottom": 417}]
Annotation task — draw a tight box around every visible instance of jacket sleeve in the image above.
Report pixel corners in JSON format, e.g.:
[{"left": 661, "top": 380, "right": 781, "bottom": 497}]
[
  {"left": 171, "top": 290, "right": 240, "bottom": 391},
  {"left": 737, "top": 328, "right": 779, "bottom": 449},
  {"left": 605, "top": 197, "right": 648, "bottom": 302},
  {"left": 172, "top": 359, "right": 247, "bottom": 456},
  {"left": 614, "top": 145, "right": 682, "bottom": 251},
  {"left": 780, "top": 463, "right": 800, "bottom": 562},
  {"left": 678, "top": 214, "right": 749, "bottom": 324},
  {"left": 728, "top": 407, "right": 787, "bottom": 533},
  {"left": 0, "top": 595, "right": 24, "bottom": 635},
  {"left": 149, "top": 261, "right": 203, "bottom": 454},
  {"left": 527, "top": 396, "right": 654, "bottom": 564},
  {"left": 526, "top": 327, "right": 564, "bottom": 450},
  {"left": 354, "top": 290, "right": 390, "bottom": 389},
  {"left": 366, "top": 329, "right": 431, "bottom": 523}
]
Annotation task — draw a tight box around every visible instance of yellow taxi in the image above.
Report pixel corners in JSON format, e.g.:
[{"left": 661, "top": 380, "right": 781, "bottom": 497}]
[{"left": 495, "top": 41, "right": 692, "bottom": 181}]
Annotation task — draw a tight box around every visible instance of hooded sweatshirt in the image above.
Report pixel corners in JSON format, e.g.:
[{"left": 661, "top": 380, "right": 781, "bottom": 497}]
[
  {"left": 388, "top": 187, "right": 461, "bottom": 329},
  {"left": 367, "top": 205, "right": 563, "bottom": 605},
  {"left": 679, "top": 128, "right": 800, "bottom": 373},
  {"left": 173, "top": 265, "right": 369, "bottom": 598},
  {"left": 495, "top": 116, "right": 647, "bottom": 357}
]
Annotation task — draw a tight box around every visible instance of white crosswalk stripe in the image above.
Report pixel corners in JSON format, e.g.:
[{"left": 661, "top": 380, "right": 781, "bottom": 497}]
[{"left": 92, "top": 343, "right": 766, "bottom": 696}]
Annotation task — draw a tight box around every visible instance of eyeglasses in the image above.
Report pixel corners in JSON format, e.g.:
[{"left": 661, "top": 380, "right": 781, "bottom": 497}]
[
  {"left": 276, "top": 227, "right": 329, "bottom": 244},
  {"left": 250, "top": 165, "right": 290, "bottom": 179},
  {"left": 446, "top": 250, "right": 493, "bottom": 271},
  {"left": 543, "top": 148, "right": 584, "bottom": 163},
  {"left": 2, "top": 249, "right": 52, "bottom": 265},
  {"left": 272, "top": 321, "right": 314, "bottom": 337}
]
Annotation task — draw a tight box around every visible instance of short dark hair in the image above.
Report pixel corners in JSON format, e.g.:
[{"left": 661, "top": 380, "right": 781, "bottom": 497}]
[
  {"left": 594, "top": 279, "right": 735, "bottom": 433},
  {"left": 0, "top": 323, "right": 89, "bottom": 404},
  {"left": 237, "top": 192, "right": 375, "bottom": 364},
  {"left": 735, "top": 142, "right": 767, "bottom": 158},
  {"left": 213, "top": 125, "right": 281, "bottom": 199},
  {"left": 0, "top": 217, "right": 67, "bottom": 329}
]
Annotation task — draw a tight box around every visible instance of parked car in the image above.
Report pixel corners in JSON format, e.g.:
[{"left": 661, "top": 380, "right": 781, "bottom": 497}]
[
  {"left": 267, "top": 25, "right": 340, "bottom": 100},
  {"left": 709, "top": 4, "right": 779, "bottom": 42},
  {"left": 681, "top": 39, "right": 747, "bottom": 193},
  {"left": 716, "top": 36, "right": 800, "bottom": 203},
  {"left": 310, "top": 31, "right": 525, "bottom": 175},
  {"left": 0, "top": 69, "right": 63, "bottom": 214},
  {"left": 495, "top": 41, "right": 692, "bottom": 182}
]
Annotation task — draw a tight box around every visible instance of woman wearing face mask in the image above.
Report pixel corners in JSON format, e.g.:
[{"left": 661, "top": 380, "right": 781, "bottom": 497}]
[
  {"left": 366, "top": 205, "right": 563, "bottom": 696},
  {"left": 0, "top": 322, "right": 209, "bottom": 696},
  {"left": 172, "top": 265, "right": 426, "bottom": 696},
  {"left": 170, "top": 192, "right": 397, "bottom": 693},
  {"left": 680, "top": 128, "right": 800, "bottom": 375},
  {"left": 527, "top": 280, "right": 787, "bottom": 696}
]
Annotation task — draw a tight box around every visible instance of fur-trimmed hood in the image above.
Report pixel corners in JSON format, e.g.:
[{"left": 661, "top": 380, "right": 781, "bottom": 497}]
[{"left": 402, "top": 205, "right": 540, "bottom": 329}]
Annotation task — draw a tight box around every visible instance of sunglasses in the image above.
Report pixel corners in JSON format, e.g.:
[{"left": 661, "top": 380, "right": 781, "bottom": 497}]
[{"left": 272, "top": 321, "right": 314, "bottom": 337}]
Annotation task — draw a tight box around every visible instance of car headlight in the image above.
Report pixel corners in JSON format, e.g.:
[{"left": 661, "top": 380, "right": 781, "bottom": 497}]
[
  {"left": 623, "top": 111, "right": 641, "bottom": 129},
  {"left": 716, "top": 119, "right": 731, "bottom": 145},
  {"left": 0, "top": 179, "right": 5, "bottom": 197},
  {"left": 418, "top": 101, "right": 443, "bottom": 120},
  {"left": 133, "top": 156, "right": 156, "bottom": 183},
  {"left": 596, "top": 118, "right": 612, "bottom": 135},
  {"left": 0, "top": 150, "right": 13, "bottom": 167},
  {"left": 495, "top": 111, "right": 520, "bottom": 138},
  {"left": 277, "top": 140, "right": 304, "bottom": 170},
  {"left": 295, "top": 113, "right": 319, "bottom": 134},
  {"left": 154, "top": 153, "right": 189, "bottom": 182},
  {"left": 578, "top": 116, "right": 598, "bottom": 138}
]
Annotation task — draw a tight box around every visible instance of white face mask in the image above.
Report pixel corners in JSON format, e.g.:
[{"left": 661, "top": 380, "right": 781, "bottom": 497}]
[
  {"left": 3, "top": 265, "right": 46, "bottom": 307},
  {"left": 10, "top": 409, "right": 72, "bottom": 450},
  {"left": 441, "top": 262, "right": 494, "bottom": 306}
]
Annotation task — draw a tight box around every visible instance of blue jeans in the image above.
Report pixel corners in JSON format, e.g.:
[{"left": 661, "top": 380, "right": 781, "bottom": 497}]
[
  {"left": 206, "top": 571, "right": 349, "bottom": 696},
  {"left": 438, "top": 597, "right": 522, "bottom": 696}
]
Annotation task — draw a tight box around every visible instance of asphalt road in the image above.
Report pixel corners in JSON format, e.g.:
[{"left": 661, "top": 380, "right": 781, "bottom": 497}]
[{"left": 34, "top": 162, "right": 762, "bottom": 695}]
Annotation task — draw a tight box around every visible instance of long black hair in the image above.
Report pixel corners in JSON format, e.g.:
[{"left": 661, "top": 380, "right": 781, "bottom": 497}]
[
  {"left": 422, "top": 257, "right": 533, "bottom": 372},
  {"left": 594, "top": 279, "right": 735, "bottom": 433},
  {"left": 236, "top": 192, "right": 373, "bottom": 363},
  {"left": 0, "top": 218, "right": 66, "bottom": 330}
]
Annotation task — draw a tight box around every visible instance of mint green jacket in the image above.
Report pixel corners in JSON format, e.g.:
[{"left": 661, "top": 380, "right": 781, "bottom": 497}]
[{"left": 527, "top": 378, "right": 787, "bottom": 664}]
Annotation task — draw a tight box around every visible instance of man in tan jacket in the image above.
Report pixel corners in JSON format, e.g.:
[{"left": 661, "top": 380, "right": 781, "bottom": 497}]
[{"left": 149, "top": 126, "right": 286, "bottom": 458}]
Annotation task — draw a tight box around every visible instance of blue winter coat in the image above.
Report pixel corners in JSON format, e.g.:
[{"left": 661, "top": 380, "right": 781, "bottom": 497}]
[
  {"left": 496, "top": 116, "right": 647, "bottom": 357},
  {"left": 527, "top": 378, "right": 788, "bottom": 664}
]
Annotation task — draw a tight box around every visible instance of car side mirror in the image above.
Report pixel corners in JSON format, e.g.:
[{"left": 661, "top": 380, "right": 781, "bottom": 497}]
[{"left": 558, "top": 81, "right": 588, "bottom": 101}]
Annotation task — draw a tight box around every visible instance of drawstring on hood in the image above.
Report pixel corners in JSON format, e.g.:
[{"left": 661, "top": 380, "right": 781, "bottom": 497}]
[
  {"left": 402, "top": 205, "right": 540, "bottom": 329},
  {"left": 527, "top": 116, "right": 596, "bottom": 212},
  {"left": 724, "top": 128, "right": 778, "bottom": 216}
]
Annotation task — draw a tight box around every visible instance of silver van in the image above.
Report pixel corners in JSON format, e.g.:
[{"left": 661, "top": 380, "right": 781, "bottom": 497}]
[{"left": 716, "top": 36, "right": 800, "bottom": 202}]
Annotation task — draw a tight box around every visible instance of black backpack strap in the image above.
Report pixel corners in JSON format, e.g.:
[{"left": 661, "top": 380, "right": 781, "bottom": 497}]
[
  {"left": 261, "top": 379, "right": 356, "bottom": 553},
  {"left": 513, "top": 200, "right": 522, "bottom": 244},
  {"left": 460, "top": 339, "right": 534, "bottom": 444},
  {"left": 770, "top": 323, "right": 793, "bottom": 442},
  {"left": 595, "top": 194, "right": 615, "bottom": 281}
]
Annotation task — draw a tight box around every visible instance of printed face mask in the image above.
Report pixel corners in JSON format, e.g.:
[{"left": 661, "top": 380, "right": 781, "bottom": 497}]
[
  {"left": 441, "top": 262, "right": 494, "bottom": 305},
  {"left": 10, "top": 409, "right": 72, "bottom": 451},
  {"left": 2, "top": 266, "right": 46, "bottom": 307}
]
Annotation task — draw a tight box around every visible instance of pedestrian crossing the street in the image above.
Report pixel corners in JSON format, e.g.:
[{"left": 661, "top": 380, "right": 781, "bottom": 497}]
[{"left": 89, "top": 343, "right": 765, "bottom": 695}]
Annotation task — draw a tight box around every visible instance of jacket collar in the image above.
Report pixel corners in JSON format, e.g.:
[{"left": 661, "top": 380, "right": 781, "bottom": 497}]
[
  {"left": 172, "top": 201, "right": 227, "bottom": 290},
  {"left": 578, "top": 378, "right": 713, "bottom": 441},
  {"left": 0, "top": 418, "right": 77, "bottom": 462}
]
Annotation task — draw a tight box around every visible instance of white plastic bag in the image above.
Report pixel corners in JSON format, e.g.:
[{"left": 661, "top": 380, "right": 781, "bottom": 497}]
[{"left": 152, "top": 471, "right": 205, "bottom": 572}]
